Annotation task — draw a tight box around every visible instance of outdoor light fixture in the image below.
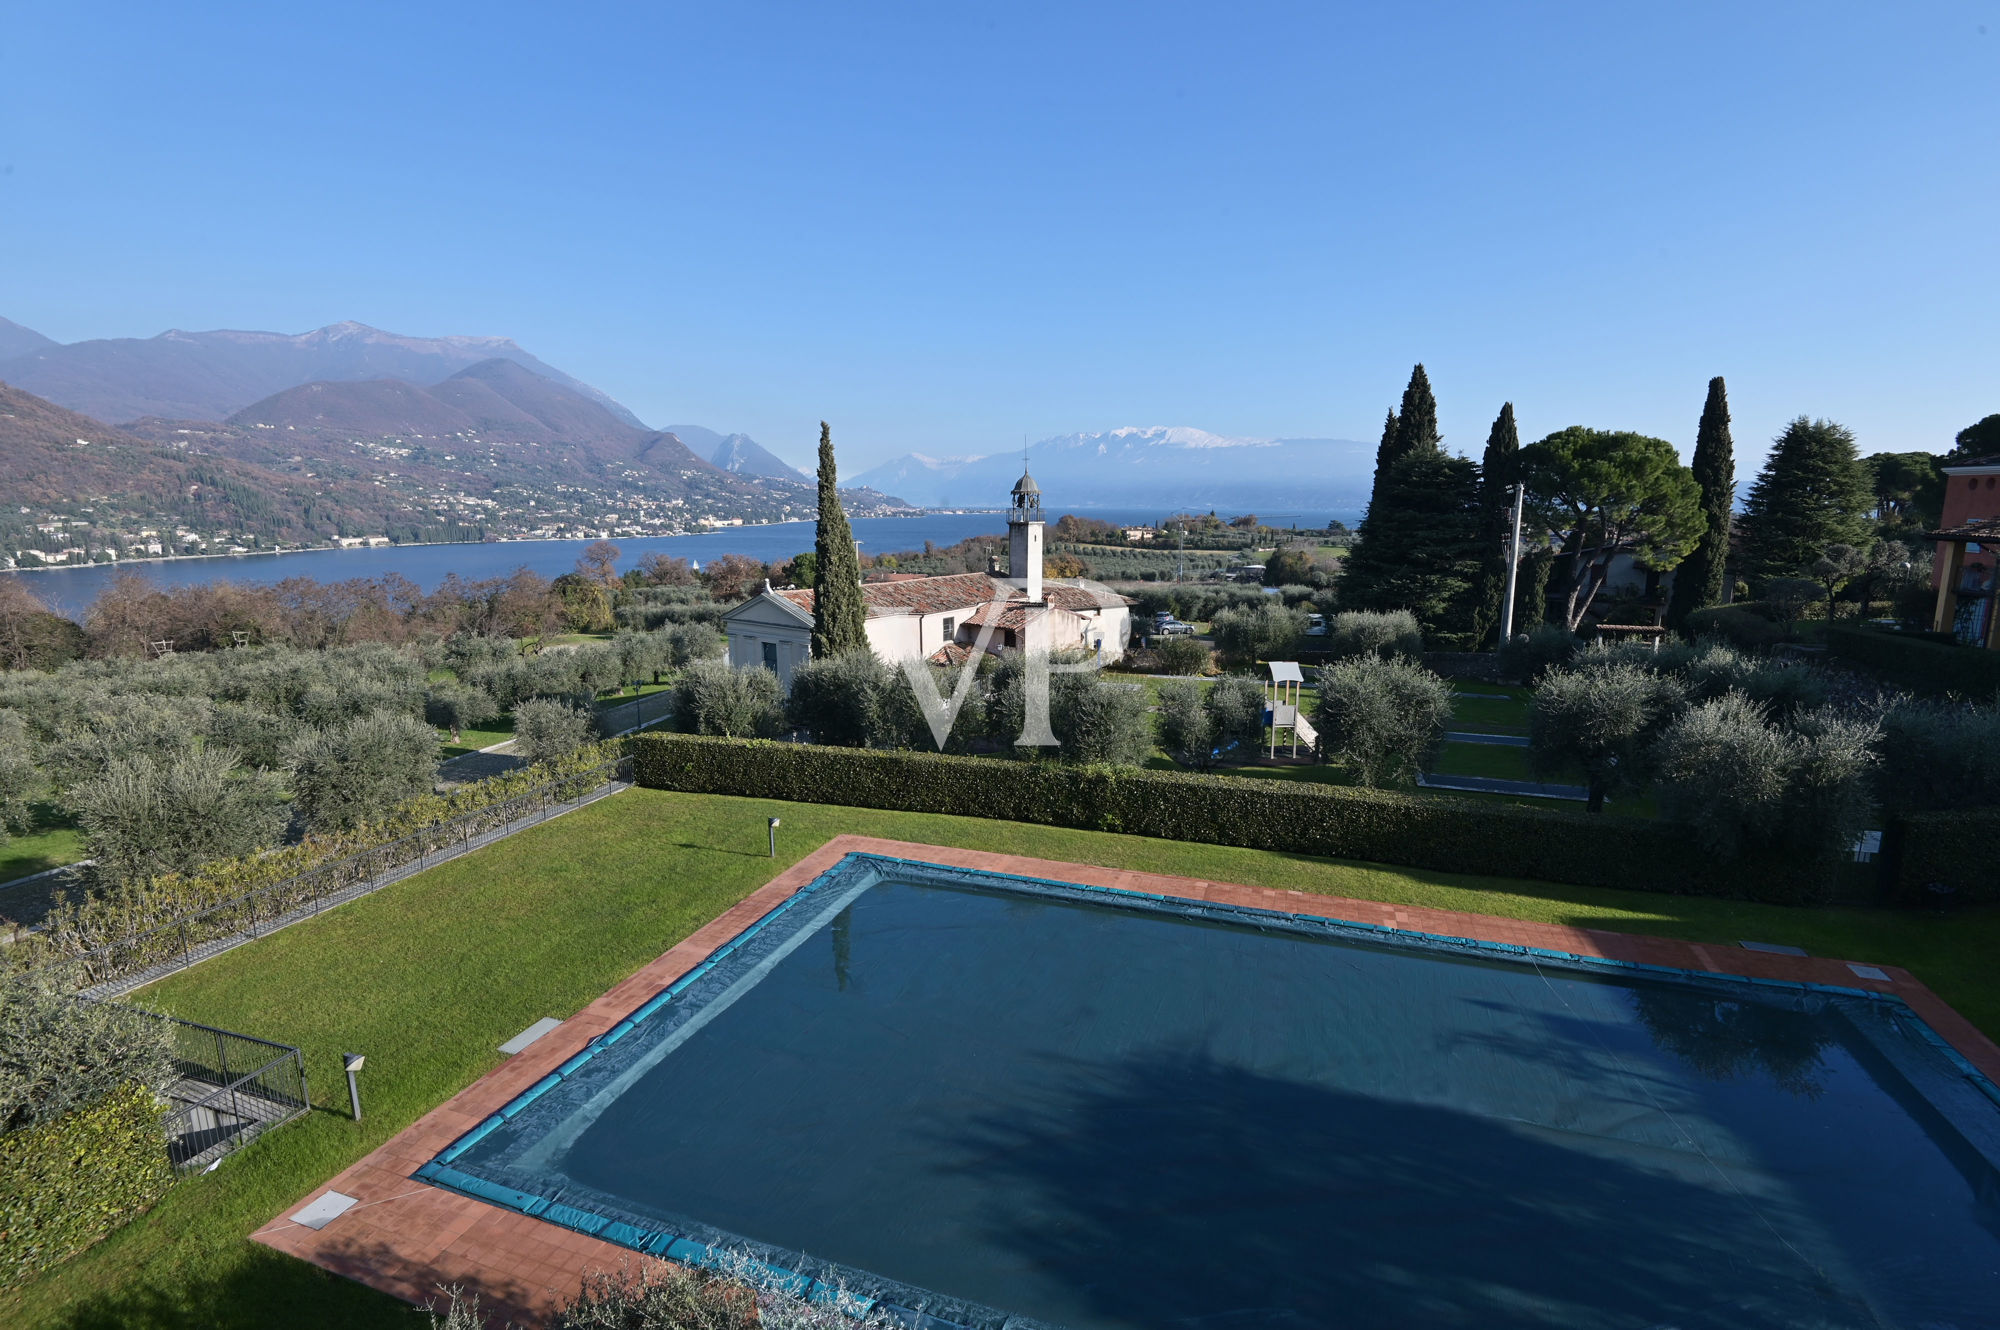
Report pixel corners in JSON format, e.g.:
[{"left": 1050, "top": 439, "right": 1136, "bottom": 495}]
[
  {"left": 343, "top": 1053, "right": 366, "bottom": 1122},
  {"left": 768, "top": 817, "right": 781, "bottom": 858}
]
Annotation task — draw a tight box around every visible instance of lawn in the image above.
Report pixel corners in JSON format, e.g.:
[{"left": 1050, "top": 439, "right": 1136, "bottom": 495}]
[
  {"left": 7, "top": 789, "right": 1997, "bottom": 1329},
  {"left": 1447, "top": 685, "right": 1532, "bottom": 736},
  {"left": 437, "top": 680, "right": 678, "bottom": 757},
  {"left": 0, "top": 804, "right": 87, "bottom": 888}
]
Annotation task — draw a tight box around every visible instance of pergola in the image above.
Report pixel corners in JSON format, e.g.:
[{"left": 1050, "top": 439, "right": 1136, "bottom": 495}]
[
  {"left": 1266, "top": 661, "right": 1305, "bottom": 759},
  {"left": 1927, "top": 516, "right": 2000, "bottom": 650}
]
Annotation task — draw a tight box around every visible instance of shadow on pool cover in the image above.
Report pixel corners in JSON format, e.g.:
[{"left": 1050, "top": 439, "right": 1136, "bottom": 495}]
[{"left": 419, "top": 854, "right": 2000, "bottom": 1330}]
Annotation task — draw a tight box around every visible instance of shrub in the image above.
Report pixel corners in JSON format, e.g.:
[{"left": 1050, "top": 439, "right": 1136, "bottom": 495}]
[
  {"left": 1653, "top": 694, "right": 1877, "bottom": 890},
  {"left": 1874, "top": 698, "right": 2000, "bottom": 815},
  {"left": 1210, "top": 601, "right": 1306, "bottom": 665},
  {"left": 1530, "top": 664, "right": 1685, "bottom": 812},
  {"left": 0, "top": 1081, "right": 171, "bottom": 1289},
  {"left": 1322, "top": 610, "right": 1422, "bottom": 662},
  {"left": 1824, "top": 623, "right": 2000, "bottom": 697},
  {"left": 1498, "top": 624, "right": 1578, "bottom": 684},
  {"left": 784, "top": 652, "right": 889, "bottom": 748},
  {"left": 513, "top": 697, "right": 596, "bottom": 764},
  {"left": 872, "top": 661, "right": 990, "bottom": 754},
  {"left": 1763, "top": 577, "right": 1819, "bottom": 628},
  {"left": 0, "top": 713, "right": 40, "bottom": 845},
  {"left": 72, "top": 748, "right": 289, "bottom": 889},
  {"left": 1890, "top": 807, "right": 2000, "bottom": 905},
  {"left": 1153, "top": 636, "right": 1211, "bottom": 676},
  {"left": 1157, "top": 675, "right": 1266, "bottom": 769},
  {"left": 425, "top": 683, "right": 500, "bottom": 744},
  {"left": 672, "top": 659, "right": 784, "bottom": 739},
  {"left": 632, "top": 733, "right": 1829, "bottom": 902},
  {"left": 1313, "top": 656, "right": 1452, "bottom": 788},
  {"left": 288, "top": 710, "right": 440, "bottom": 832},
  {"left": 0, "top": 972, "right": 174, "bottom": 1131},
  {"left": 1050, "top": 672, "right": 1153, "bottom": 766}
]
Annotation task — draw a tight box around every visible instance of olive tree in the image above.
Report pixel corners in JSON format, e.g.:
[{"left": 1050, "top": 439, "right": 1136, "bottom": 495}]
[
  {"left": 513, "top": 697, "right": 597, "bottom": 763},
  {"left": 672, "top": 659, "right": 784, "bottom": 739},
  {"left": 425, "top": 683, "right": 499, "bottom": 745},
  {"left": 1322, "top": 610, "right": 1423, "bottom": 661},
  {"left": 1157, "top": 675, "right": 1266, "bottom": 769},
  {"left": 288, "top": 709, "right": 440, "bottom": 831},
  {"left": 73, "top": 748, "right": 289, "bottom": 888},
  {"left": 1653, "top": 694, "right": 1877, "bottom": 867},
  {"left": 0, "top": 972, "right": 175, "bottom": 1132},
  {"left": 1313, "top": 656, "right": 1453, "bottom": 787},
  {"left": 785, "top": 652, "right": 890, "bottom": 747},
  {"left": 1530, "top": 664, "right": 1685, "bottom": 813},
  {"left": 0, "top": 712, "right": 41, "bottom": 847},
  {"left": 1209, "top": 601, "right": 1306, "bottom": 665}
]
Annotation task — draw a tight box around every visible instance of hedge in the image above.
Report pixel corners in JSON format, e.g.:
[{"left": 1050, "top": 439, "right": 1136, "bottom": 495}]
[
  {"left": 1890, "top": 808, "right": 1999, "bottom": 906},
  {"left": 1824, "top": 624, "right": 2000, "bottom": 697},
  {"left": 0, "top": 1082, "right": 170, "bottom": 1288},
  {"left": 633, "top": 733, "right": 1833, "bottom": 904}
]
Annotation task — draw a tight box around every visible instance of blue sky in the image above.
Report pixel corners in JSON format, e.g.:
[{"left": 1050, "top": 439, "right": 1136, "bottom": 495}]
[{"left": 3, "top": 2, "right": 1995, "bottom": 476}]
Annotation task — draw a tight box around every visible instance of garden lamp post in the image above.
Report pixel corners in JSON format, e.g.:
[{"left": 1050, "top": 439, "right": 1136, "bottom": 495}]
[
  {"left": 768, "top": 817, "right": 781, "bottom": 858},
  {"left": 343, "top": 1053, "right": 366, "bottom": 1122}
]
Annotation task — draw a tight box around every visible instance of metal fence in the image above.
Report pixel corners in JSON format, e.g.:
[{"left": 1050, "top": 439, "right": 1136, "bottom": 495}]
[
  {"left": 141, "top": 1010, "right": 309, "bottom": 1172},
  {"left": 35, "top": 757, "right": 628, "bottom": 999}
]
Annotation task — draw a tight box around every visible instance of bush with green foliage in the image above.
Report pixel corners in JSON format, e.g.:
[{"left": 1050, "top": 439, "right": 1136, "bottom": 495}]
[
  {"left": 784, "top": 651, "right": 891, "bottom": 748},
  {"left": 1157, "top": 675, "right": 1265, "bottom": 769},
  {"left": 72, "top": 747, "right": 289, "bottom": 889},
  {"left": 1653, "top": 694, "right": 1876, "bottom": 881},
  {"left": 1823, "top": 623, "right": 2000, "bottom": 697},
  {"left": 1874, "top": 698, "right": 2000, "bottom": 815},
  {"left": 287, "top": 709, "right": 439, "bottom": 832},
  {"left": 1210, "top": 600, "right": 1307, "bottom": 665},
  {"left": 0, "top": 972, "right": 174, "bottom": 1131},
  {"left": 673, "top": 659, "right": 785, "bottom": 739},
  {"left": 1321, "top": 609, "right": 1422, "bottom": 661},
  {"left": 1681, "top": 604, "right": 1787, "bottom": 652},
  {"left": 0, "top": 1080, "right": 171, "bottom": 1290},
  {"left": 513, "top": 697, "right": 597, "bottom": 764},
  {"left": 425, "top": 682, "right": 499, "bottom": 744},
  {"left": 1049, "top": 671, "right": 1154, "bottom": 766},
  {"left": 1152, "top": 635, "right": 1211, "bottom": 675},
  {"left": 1313, "top": 656, "right": 1452, "bottom": 787},
  {"left": 633, "top": 732, "right": 1831, "bottom": 902},
  {"left": 0, "top": 712, "right": 39, "bottom": 846},
  {"left": 1530, "top": 664, "right": 1684, "bottom": 812},
  {"left": 1763, "top": 577, "right": 1819, "bottom": 629}
]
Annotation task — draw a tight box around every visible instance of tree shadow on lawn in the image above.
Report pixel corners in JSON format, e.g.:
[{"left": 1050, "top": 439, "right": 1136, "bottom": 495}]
[
  {"left": 36, "top": 1242, "right": 435, "bottom": 1330},
  {"left": 944, "top": 1050, "right": 1880, "bottom": 1329}
]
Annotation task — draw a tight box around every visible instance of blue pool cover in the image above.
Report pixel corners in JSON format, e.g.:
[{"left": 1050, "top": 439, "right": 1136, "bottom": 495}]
[{"left": 419, "top": 853, "right": 2000, "bottom": 1328}]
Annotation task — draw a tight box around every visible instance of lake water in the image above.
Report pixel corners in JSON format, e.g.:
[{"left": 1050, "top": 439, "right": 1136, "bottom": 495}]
[{"left": 7, "top": 508, "right": 1357, "bottom": 615}]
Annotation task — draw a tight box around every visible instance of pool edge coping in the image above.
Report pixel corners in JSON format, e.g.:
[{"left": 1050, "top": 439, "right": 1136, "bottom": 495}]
[{"left": 249, "top": 833, "right": 2000, "bottom": 1323}]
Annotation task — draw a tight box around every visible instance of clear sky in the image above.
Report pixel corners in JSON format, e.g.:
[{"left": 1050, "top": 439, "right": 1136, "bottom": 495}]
[{"left": 3, "top": 2, "right": 1995, "bottom": 477}]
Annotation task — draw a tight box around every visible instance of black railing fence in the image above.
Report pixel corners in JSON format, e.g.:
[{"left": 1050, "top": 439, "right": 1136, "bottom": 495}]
[{"left": 146, "top": 1010, "right": 310, "bottom": 1171}]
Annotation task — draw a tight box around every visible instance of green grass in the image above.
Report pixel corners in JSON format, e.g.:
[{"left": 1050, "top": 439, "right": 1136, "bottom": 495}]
[
  {"left": 8, "top": 789, "right": 1998, "bottom": 1328},
  {"left": 1431, "top": 741, "right": 1540, "bottom": 782},
  {"left": 437, "top": 681, "right": 679, "bottom": 757},
  {"left": 1447, "top": 686, "right": 1532, "bottom": 736},
  {"left": 0, "top": 805, "right": 87, "bottom": 887}
]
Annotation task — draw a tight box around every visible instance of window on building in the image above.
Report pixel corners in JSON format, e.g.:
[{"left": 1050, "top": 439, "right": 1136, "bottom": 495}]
[
  {"left": 762, "top": 641, "right": 778, "bottom": 670},
  {"left": 942, "top": 616, "right": 955, "bottom": 642}
]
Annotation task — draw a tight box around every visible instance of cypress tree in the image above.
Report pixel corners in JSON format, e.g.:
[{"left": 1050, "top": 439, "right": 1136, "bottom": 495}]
[
  {"left": 810, "top": 421, "right": 869, "bottom": 658},
  {"left": 1739, "top": 417, "right": 1873, "bottom": 590},
  {"left": 1466, "top": 403, "right": 1521, "bottom": 648},
  {"left": 1365, "top": 408, "right": 1400, "bottom": 502},
  {"left": 1393, "top": 363, "right": 1440, "bottom": 457},
  {"left": 1665, "top": 377, "right": 1736, "bottom": 629}
]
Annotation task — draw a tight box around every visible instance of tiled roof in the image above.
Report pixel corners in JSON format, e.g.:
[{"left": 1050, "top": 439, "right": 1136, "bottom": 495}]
[
  {"left": 1928, "top": 517, "right": 2000, "bottom": 542},
  {"left": 927, "top": 642, "right": 981, "bottom": 666},
  {"left": 773, "top": 574, "right": 1127, "bottom": 620}
]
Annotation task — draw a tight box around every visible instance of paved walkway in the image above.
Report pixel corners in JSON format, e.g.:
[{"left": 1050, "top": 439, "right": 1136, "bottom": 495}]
[
  {"left": 251, "top": 835, "right": 2000, "bottom": 1323},
  {"left": 1445, "top": 731, "right": 1529, "bottom": 747}
]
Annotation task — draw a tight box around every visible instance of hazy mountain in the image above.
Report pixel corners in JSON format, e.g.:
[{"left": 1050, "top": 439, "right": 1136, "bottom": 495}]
[
  {"left": 851, "top": 426, "right": 1373, "bottom": 512},
  {"left": 0, "top": 379, "right": 421, "bottom": 546},
  {"left": 712, "top": 435, "right": 806, "bottom": 480},
  {"left": 0, "top": 317, "right": 56, "bottom": 361},
  {"left": 0, "top": 320, "right": 647, "bottom": 428}
]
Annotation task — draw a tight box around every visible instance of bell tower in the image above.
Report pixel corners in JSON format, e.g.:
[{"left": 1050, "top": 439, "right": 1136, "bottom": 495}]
[{"left": 1007, "top": 467, "right": 1044, "bottom": 603}]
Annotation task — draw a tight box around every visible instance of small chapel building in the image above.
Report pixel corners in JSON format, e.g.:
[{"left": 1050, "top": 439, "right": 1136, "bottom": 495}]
[{"left": 722, "top": 470, "right": 1133, "bottom": 688}]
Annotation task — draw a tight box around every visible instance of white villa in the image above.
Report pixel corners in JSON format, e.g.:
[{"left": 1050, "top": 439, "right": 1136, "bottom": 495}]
[{"left": 723, "top": 470, "right": 1134, "bottom": 687}]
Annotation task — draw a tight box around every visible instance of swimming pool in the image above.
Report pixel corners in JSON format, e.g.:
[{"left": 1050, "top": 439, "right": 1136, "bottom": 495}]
[{"left": 418, "top": 853, "right": 2000, "bottom": 1328}]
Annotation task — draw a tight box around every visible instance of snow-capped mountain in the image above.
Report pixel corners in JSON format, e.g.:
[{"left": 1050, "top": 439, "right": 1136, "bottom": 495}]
[{"left": 850, "top": 427, "right": 1373, "bottom": 511}]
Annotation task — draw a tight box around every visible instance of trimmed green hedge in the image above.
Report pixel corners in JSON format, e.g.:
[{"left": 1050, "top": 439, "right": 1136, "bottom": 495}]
[
  {"left": 1825, "top": 624, "right": 2000, "bottom": 697},
  {"left": 0, "top": 1082, "right": 171, "bottom": 1289},
  {"left": 633, "top": 733, "right": 1832, "bottom": 903},
  {"left": 1890, "top": 808, "right": 1999, "bottom": 905}
]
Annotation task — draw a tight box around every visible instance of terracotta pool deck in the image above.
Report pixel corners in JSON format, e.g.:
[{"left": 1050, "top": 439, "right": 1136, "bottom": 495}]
[{"left": 251, "top": 835, "right": 2000, "bottom": 1323}]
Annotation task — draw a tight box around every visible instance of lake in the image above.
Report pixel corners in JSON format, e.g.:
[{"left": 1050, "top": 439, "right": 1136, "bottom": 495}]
[{"left": 7, "top": 508, "right": 1358, "bottom": 615}]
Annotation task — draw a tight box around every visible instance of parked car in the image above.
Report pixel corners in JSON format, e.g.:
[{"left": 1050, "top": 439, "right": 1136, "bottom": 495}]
[
  {"left": 1157, "top": 619, "right": 1197, "bottom": 637},
  {"left": 1305, "top": 613, "right": 1327, "bottom": 636}
]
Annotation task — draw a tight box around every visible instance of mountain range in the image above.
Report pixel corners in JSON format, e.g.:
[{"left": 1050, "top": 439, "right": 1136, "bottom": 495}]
[
  {"left": 0, "top": 317, "right": 906, "bottom": 557},
  {"left": 851, "top": 426, "right": 1374, "bottom": 513}
]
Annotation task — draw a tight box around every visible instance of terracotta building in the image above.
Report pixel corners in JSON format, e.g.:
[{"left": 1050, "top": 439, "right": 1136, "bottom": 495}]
[{"left": 1929, "top": 452, "right": 2000, "bottom": 648}]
